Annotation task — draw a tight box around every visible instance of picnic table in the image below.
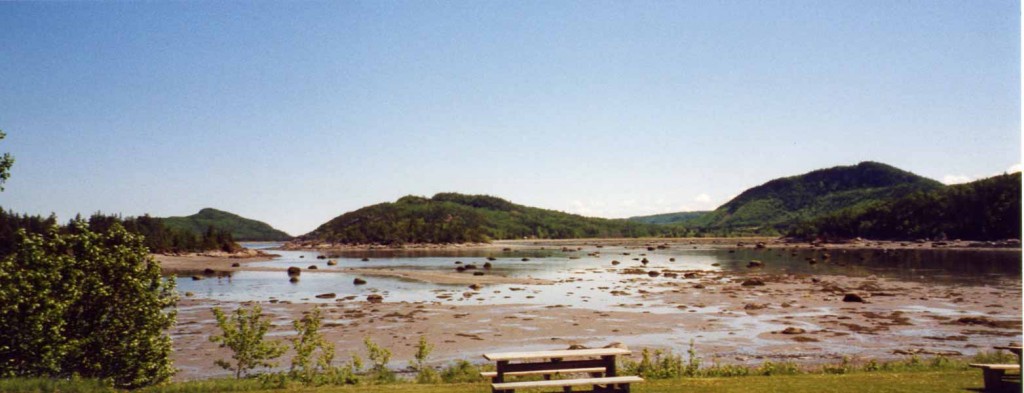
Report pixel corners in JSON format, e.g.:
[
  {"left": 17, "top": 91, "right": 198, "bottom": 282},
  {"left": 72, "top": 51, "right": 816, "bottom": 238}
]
[
  {"left": 970, "top": 344, "right": 1022, "bottom": 391},
  {"left": 482, "top": 347, "right": 643, "bottom": 392}
]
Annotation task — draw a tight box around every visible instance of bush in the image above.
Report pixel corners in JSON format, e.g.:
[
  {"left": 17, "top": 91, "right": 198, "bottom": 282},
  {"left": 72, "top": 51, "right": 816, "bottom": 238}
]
[
  {"left": 363, "top": 338, "right": 395, "bottom": 383},
  {"left": 440, "top": 360, "right": 484, "bottom": 383},
  {"left": 209, "top": 304, "right": 287, "bottom": 379},
  {"left": 289, "top": 307, "right": 335, "bottom": 385},
  {"left": 410, "top": 336, "right": 440, "bottom": 384},
  {"left": 0, "top": 224, "right": 177, "bottom": 389}
]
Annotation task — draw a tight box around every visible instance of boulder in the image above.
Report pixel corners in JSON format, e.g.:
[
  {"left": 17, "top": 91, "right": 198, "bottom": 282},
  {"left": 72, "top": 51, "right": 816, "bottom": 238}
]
[
  {"left": 611, "top": 260, "right": 621, "bottom": 265},
  {"left": 203, "top": 268, "right": 216, "bottom": 275},
  {"left": 469, "top": 284, "right": 483, "bottom": 291},
  {"left": 316, "top": 293, "right": 336, "bottom": 299},
  {"left": 327, "top": 260, "right": 338, "bottom": 266},
  {"left": 361, "top": 257, "right": 370, "bottom": 262},
  {"left": 287, "top": 266, "right": 301, "bottom": 276},
  {"left": 353, "top": 278, "right": 367, "bottom": 285},
  {"left": 191, "top": 275, "right": 203, "bottom": 281},
  {"left": 231, "top": 262, "right": 241, "bottom": 267},
  {"left": 641, "top": 258, "right": 649, "bottom": 265},
  {"left": 842, "top": 293, "right": 865, "bottom": 303},
  {"left": 647, "top": 271, "right": 660, "bottom": 277},
  {"left": 781, "top": 327, "right": 806, "bottom": 335},
  {"left": 473, "top": 271, "right": 485, "bottom": 276},
  {"left": 366, "top": 294, "right": 384, "bottom": 303},
  {"left": 308, "top": 265, "right": 318, "bottom": 270},
  {"left": 483, "top": 262, "right": 493, "bottom": 269},
  {"left": 289, "top": 276, "right": 299, "bottom": 283},
  {"left": 747, "top": 260, "right": 764, "bottom": 268},
  {"left": 741, "top": 278, "right": 765, "bottom": 286}
]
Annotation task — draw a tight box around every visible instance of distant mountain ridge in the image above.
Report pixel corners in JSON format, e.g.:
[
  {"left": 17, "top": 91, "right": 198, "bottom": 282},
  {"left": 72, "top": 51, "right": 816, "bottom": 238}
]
[
  {"left": 299, "top": 193, "right": 685, "bottom": 244},
  {"left": 162, "top": 208, "right": 291, "bottom": 241},
  {"left": 628, "top": 211, "right": 710, "bottom": 225},
  {"left": 687, "top": 162, "right": 944, "bottom": 232}
]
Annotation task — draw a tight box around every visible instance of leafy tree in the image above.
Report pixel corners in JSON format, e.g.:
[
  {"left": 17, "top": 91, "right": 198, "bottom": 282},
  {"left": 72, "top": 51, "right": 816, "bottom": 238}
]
[
  {"left": 0, "top": 130, "right": 12, "bottom": 191},
  {"left": 410, "top": 336, "right": 439, "bottom": 384},
  {"left": 363, "top": 337, "right": 394, "bottom": 383},
  {"left": 0, "top": 223, "right": 177, "bottom": 388},
  {"left": 289, "top": 307, "right": 335, "bottom": 384},
  {"left": 209, "top": 304, "right": 287, "bottom": 379}
]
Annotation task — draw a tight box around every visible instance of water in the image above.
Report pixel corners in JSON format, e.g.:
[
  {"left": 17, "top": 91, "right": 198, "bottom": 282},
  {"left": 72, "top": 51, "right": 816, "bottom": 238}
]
[{"left": 174, "top": 242, "right": 1021, "bottom": 311}]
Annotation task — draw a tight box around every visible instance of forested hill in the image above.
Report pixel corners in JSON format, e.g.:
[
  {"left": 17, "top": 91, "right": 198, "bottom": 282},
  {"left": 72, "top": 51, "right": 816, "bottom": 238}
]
[
  {"left": 162, "top": 208, "right": 292, "bottom": 241},
  {"left": 687, "top": 162, "right": 944, "bottom": 232},
  {"left": 628, "top": 211, "right": 710, "bottom": 225},
  {"left": 791, "top": 172, "right": 1021, "bottom": 241},
  {"left": 300, "top": 193, "right": 686, "bottom": 244}
]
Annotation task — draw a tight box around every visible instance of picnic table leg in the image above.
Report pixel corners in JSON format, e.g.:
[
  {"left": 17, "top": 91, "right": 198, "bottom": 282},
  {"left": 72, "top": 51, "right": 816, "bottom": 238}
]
[
  {"left": 982, "top": 368, "right": 1006, "bottom": 391},
  {"left": 493, "top": 360, "right": 509, "bottom": 393}
]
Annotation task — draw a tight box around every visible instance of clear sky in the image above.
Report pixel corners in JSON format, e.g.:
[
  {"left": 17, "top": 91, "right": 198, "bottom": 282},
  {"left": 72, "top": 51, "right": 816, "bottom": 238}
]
[{"left": 0, "top": 1, "right": 1020, "bottom": 236}]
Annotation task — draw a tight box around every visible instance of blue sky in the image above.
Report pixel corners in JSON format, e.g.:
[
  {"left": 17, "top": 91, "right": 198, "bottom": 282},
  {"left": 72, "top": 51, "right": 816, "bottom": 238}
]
[{"left": 0, "top": 1, "right": 1019, "bottom": 235}]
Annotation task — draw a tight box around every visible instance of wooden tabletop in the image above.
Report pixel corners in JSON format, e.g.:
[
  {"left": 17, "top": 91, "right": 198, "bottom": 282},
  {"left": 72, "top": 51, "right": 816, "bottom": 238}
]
[{"left": 483, "top": 348, "right": 630, "bottom": 361}]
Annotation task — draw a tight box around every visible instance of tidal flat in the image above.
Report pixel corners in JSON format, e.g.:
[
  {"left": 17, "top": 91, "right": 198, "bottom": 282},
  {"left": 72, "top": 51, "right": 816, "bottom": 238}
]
[{"left": 162, "top": 239, "right": 1022, "bottom": 381}]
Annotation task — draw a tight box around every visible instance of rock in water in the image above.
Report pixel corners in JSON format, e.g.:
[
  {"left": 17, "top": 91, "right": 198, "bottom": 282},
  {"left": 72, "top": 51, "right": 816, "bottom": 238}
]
[
  {"left": 842, "top": 293, "right": 865, "bottom": 302},
  {"left": 315, "top": 293, "right": 336, "bottom": 299},
  {"left": 747, "top": 260, "right": 764, "bottom": 268},
  {"left": 781, "top": 327, "right": 806, "bottom": 334},
  {"left": 308, "top": 265, "right": 318, "bottom": 270},
  {"left": 366, "top": 294, "right": 383, "bottom": 303},
  {"left": 287, "top": 266, "right": 301, "bottom": 276},
  {"left": 327, "top": 260, "right": 337, "bottom": 266},
  {"left": 353, "top": 278, "right": 367, "bottom": 285}
]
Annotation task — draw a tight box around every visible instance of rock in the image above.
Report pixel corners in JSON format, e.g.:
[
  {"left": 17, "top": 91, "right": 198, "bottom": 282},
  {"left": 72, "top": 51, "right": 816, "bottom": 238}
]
[
  {"left": 744, "top": 303, "right": 768, "bottom": 310},
  {"left": 327, "top": 260, "right": 337, "bottom": 266},
  {"left": 741, "top": 278, "right": 765, "bottom": 286},
  {"left": 747, "top": 260, "right": 763, "bottom": 268},
  {"left": 683, "top": 272, "right": 698, "bottom": 279},
  {"left": 366, "top": 294, "right": 384, "bottom": 303},
  {"left": 693, "top": 283, "right": 706, "bottom": 289},
  {"left": 287, "top": 267, "right": 301, "bottom": 276},
  {"left": 611, "top": 260, "right": 621, "bottom": 265},
  {"left": 316, "top": 255, "right": 326, "bottom": 260},
  {"left": 756, "top": 242, "right": 766, "bottom": 249},
  {"left": 465, "top": 264, "right": 477, "bottom": 270},
  {"left": 807, "top": 258, "right": 818, "bottom": 265},
  {"left": 454, "top": 261, "right": 463, "bottom": 265},
  {"left": 647, "top": 271, "right": 660, "bottom": 277},
  {"left": 781, "top": 327, "right": 806, "bottom": 334},
  {"left": 361, "top": 257, "right": 370, "bottom": 262},
  {"left": 469, "top": 284, "right": 483, "bottom": 291},
  {"left": 842, "top": 293, "right": 865, "bottom": 303},
  {"left": 203, "top": 268, "right": 216, "bottom": 275},
  {"left": 316, "top": 293, "right": 336, "bottom": 299},
  {"left": 455, "top": 266, "right": 466, "bottom": 272},
  {"left": 231, "top": 262, "right": 241, "bottom": 267},
  {"left": 483, "top": 262, "right": 493, "bottom": 269},
  {"left": 521, "top": 258, "right": 530, "bottom": 261},
  {"left": 185, "top": 291, "right": 194, "bottom": 297},
  {"left": 191, "top": 275, "right": 203, "bottom": 281},
  {"left": 603, "top": 342, "right": 628, "bottom": 350},
  {"left": 473, "top": 271, "right": 485, "bottom": 276},
  {"left": 663, "top": 272, "right": 678, "bottom": 278},
  {"left": 353, "top": 278, "right": 367, "bottom": 285},
  {"left": 669, "top": 258, "right": 676, "bottom": 262},
  {"left": 308, "top": 265, "right": 318, "bottom": 270},
  {"left": 641, "top": 258, "right": 649, "bottom": 265},
  {"left": 487, "top": 256, "right": 497, "bottom": 261},
  {"left": 289, "top": 276, "right": 299, "bottom": 283}
]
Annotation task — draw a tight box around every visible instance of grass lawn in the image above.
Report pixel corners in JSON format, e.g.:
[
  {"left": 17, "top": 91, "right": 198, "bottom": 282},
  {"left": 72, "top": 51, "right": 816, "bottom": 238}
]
[
  {"left": 1, "top": 370, "right": 1000, "bottom": 392},
  {"left": 177, "top": 370, "right": 986, "bottom": 393}
]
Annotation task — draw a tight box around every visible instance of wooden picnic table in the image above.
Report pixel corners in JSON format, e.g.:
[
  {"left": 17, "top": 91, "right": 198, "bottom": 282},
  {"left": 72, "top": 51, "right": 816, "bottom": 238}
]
[
  {"left": 971, "top": 344, "right": 1022, "bottom": 391},
  {"left": 482, "top": 347, "right": 641, "bottom": 392},
  {"left": 994, "top": 345, "right": 1022, "bottom": 367}
]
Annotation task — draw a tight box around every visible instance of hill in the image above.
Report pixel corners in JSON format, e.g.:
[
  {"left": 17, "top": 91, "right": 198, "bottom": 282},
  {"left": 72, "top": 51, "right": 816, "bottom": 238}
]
[
  {"left": 628, "top": 211, "right": 710, "bottom": 225},
  {"left": 687, "top": 162, "right": 944, "bottom": 233},
  {"left": 162, "top": 208, "right": 291, "bottom": 241},
  {"left": 300, "top": 193, "right": 686, "bottom": 244},
  {"left": 791, "top": 172, "right": 1021, "bottom": 241}
]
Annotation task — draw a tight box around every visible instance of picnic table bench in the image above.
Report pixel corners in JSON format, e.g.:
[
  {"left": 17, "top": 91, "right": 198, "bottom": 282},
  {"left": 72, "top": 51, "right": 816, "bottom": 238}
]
[
  {"left": 483, "top": 347, "right": 643, "bottom": 392},
  {"left": 970, "top": 344, "right": 1021, "bottom": 391}
]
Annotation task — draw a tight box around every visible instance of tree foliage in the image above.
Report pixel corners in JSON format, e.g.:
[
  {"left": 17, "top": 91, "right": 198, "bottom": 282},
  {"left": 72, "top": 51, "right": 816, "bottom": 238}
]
[
  {"left": 289, "top": 307, "right": 335, "bottom": 384},
  {"left": 0, "top": 130, "right": 13, "bottom": 191},
  {"left": 791, "top": 172, "right": 1021, "bottom": 241},
  {"left": 209, "top": 304, "right": 287, "bottom": 379},
  {"left": 0, "top": 223, "right": 177, "bottom": 388},
  {"left": 162, "top": 208, "right": 291, "bottom": 241},
  {"left": 0, "top": 209, "right": 239, "bottom": 256}
]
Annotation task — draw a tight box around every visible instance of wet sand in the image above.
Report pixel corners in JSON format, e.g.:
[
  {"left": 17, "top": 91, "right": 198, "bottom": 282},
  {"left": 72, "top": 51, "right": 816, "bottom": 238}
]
[{"left": 169, "top": 253, "right": 1022, "bottom": 381}]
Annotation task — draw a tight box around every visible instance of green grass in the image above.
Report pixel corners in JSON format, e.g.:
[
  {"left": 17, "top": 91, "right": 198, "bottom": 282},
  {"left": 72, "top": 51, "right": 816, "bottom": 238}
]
[{"left": 0, "top": 370, "right": 999, "bottom": 393}]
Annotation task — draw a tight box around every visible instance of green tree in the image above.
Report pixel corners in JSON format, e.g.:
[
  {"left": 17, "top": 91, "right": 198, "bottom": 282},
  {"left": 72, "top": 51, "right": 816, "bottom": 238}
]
[
  {"left": 0, "top": 223, "right": 177, "bottom": 388},
  {"left": 0, "top": 130, "right": 13, "bottom": 191},
  {"left": 410, "top": 336, "right": 439, "bottom": 384},
  {"left": 210, "top": 304, "right": 287, "bottom": 379},
  {"left": 363, "top": 337, "right": 394, "bottom": 383},
  {"left": 289, "top": 307, "right": 335, "bottom": 385}
]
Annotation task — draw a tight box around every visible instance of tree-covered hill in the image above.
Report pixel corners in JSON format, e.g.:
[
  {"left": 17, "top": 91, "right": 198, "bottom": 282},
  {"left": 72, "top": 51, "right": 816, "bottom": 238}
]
[
  {"left": 300, "top": 193, "right": 687, "bottom": 244},
  {"left": 790, "top": 172, "right": 1021, "bottom": 241},
  {"left": 162, "top": 208, "right": 291, "bottom": 241},
  {"left": 628, "top": 211, "right": 710, "bottom": 225},
  {"left": 687, "top": 162, "right": 945, "bottom": 233}
]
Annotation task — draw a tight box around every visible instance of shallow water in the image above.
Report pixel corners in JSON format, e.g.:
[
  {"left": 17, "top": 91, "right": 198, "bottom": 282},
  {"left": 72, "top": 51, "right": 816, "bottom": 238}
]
[{"left": 174, "top": 242, "right": 1020, "bottom": 311}]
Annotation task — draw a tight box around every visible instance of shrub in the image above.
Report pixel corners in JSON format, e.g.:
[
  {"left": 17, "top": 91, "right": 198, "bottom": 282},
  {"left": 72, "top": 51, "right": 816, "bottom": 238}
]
[
  {"left": 0, "top": 224, "right": 177, "bottom": 389},
  {"left": 209, "top": 304, "right": 287, "bottom": 379},
  {"left": 289, "top": 307, "right": 335, "bottom": 385},
  {"left": 363, "top": 338, "right": 395, "bottom": 383},
  {"left": 440, "top": 360, "right": 484, "bottom": 383},
  {"left": 410, "top": 336, "right": 440, "bottom": 384}
]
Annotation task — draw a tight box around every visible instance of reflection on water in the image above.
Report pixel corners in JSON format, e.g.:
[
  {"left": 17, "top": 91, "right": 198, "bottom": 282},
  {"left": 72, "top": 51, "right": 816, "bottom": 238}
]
[{"left": 174, "top": 242, "right": 1020, "bottom": 310}]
